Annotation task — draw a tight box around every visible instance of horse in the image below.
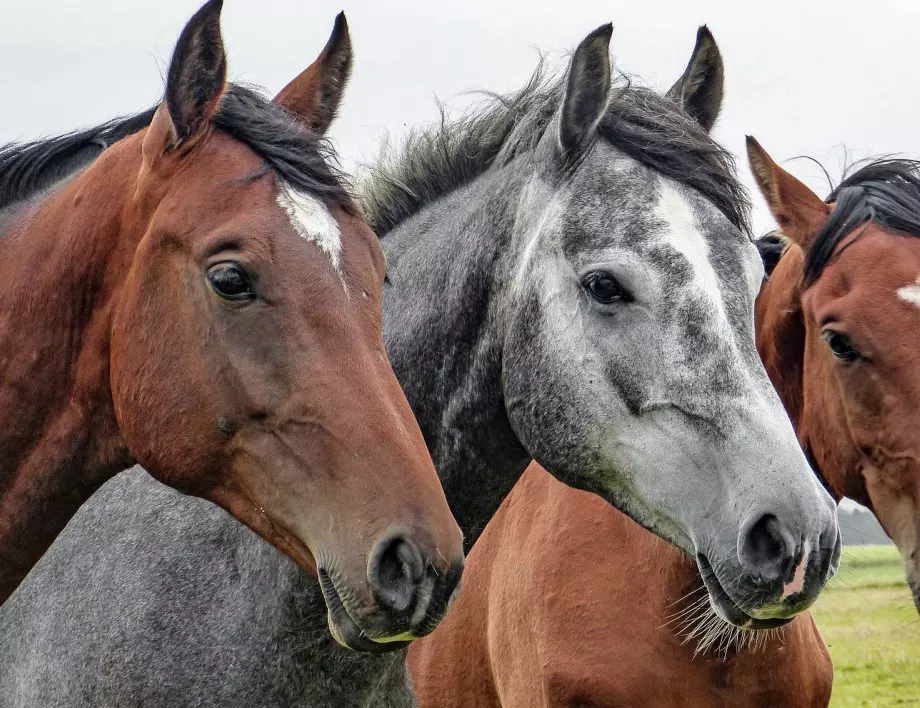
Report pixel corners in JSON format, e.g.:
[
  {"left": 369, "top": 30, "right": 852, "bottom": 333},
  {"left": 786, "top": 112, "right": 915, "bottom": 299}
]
[
  {"left": 0, "top": 21, "right": 839, "bottom": 707},
  {"left": 749, "top": 138, "right": 920, "bottom": 612},
  {"left": 409, "top": 462, "right": 833, "bottom": 707},
  {"left": 406, "top": 31, "right": 837, "bottom": 708},
  {"left": 0, "top": 0, "right": 464, "bottom": 650}
]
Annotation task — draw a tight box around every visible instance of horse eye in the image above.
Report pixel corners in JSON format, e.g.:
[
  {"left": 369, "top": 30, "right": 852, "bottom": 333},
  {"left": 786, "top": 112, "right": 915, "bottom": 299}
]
[
  {"left": 207, "top": 262, "right": 255, "bottom": 301},
  {"left": 822, "top": 329, "right": 860, "bottom": 363},
  {"left": 582, "top": 271, "right": 632, "bottom": 305}
]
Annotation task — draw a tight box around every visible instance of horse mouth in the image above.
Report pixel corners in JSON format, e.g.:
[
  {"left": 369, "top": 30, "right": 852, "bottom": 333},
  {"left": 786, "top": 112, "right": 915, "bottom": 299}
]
[
  {"left": 318, "top": 569, "right": 414, "bottom": 654},
  {"left": 696, "top": 554, "right": 793, "bottom": 630}
]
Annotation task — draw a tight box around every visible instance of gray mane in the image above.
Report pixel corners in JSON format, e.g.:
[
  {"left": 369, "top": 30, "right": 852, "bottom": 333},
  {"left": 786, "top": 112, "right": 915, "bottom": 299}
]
[{"left": 361, "top": 61, "right": 751, "bottom": 238}]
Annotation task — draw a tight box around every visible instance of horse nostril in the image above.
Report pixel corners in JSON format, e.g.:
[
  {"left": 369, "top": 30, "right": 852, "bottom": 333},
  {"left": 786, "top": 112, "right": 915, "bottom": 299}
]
[
  {"left": 368, "top": 533, "right": 425, "bottom": 613},
  {"left": 739, "top": 513, "right": 795, "bottom": 583}
]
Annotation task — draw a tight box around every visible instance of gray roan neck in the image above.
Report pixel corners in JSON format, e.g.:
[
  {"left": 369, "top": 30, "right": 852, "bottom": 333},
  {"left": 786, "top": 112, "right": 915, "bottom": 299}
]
[{"left": 380, "top": 162, "right": 531, "bottom": 547}]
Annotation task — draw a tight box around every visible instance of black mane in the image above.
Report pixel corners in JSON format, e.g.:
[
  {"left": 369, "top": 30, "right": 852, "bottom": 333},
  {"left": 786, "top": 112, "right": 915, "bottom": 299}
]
[
  {"left": 0, "top": 109, "right": 156, "bottom": 209},
  {"left": 361, "top": 61, "right": 750, "bottom": 237},
  {"left": 0, "top": 84, "right": 352, "bottom": 212},
  {"left": 804, "top": 159, "right": 920, "bottom": 284},
  {"left": 755, "top": 230, "right": 788, "bottom": 277}
]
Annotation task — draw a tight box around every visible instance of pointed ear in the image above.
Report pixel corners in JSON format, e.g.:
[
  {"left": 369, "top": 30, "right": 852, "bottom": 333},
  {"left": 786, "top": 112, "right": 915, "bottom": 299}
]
[
  {"left": 144, "top": 0, "right": 227, "bottom": 158},
  {"left": 746, "top": 136, "right": 830, "bottom": 251},
  {"left": 666, "top": 26, "right": 724, "bottom": 132},
  {"left": 272, "top": 12, "right": 353, "bottom": 135},
  {"left": 558, "top": 23, "right": 613, "bottom": 156}
]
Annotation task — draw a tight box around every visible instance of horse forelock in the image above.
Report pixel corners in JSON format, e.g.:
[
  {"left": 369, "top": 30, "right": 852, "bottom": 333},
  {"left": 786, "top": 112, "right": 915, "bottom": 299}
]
[{"left": 805, "top": 158, "right": 920, "bottom": 285}]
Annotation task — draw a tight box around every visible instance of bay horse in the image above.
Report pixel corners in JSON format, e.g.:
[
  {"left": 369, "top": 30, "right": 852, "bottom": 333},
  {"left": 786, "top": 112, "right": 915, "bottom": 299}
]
[
  {"left": 749, "top": 138, "right": 920, "bottom": 612},
  {"left": 0, "top": 22, "right": 838, "bottom": 707},
  {"left": 409, "top": 462, "right": 833, "bottom": 708},
  {"left": 0, "top": 0, "right": 464, "bottom": 650}
]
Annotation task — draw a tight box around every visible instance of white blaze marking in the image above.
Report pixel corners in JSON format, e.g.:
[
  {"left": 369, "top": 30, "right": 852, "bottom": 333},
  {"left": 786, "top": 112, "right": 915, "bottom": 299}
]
[
  {"left": 897, "top": 275, "right": 920, "bottom": 309},
  {"left": 781, "top": 539, "right": 810, "bottom": 600},
  {"left": 276, "top": 185, "right": 342, "bottom": 274},
  {"left": 655, "top": 181, "right": 730, "bottom": 338}
]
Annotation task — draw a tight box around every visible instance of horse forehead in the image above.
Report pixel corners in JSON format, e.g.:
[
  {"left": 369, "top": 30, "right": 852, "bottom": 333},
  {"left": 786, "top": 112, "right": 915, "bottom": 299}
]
[
  {"left": 276, "top": 185, "right": 343, "bottom": 274},
  {"left": 813, "top": 229, "right": 920, "bottom": 309},
  {"left": 647, "top": 181, "right": 750, "bottom": 315}
]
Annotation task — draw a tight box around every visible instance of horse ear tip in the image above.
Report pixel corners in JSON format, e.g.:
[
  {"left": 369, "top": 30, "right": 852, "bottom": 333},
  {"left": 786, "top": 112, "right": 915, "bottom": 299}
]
[{"left": 195, "top": 0, "right": 223, "bottom": 20}]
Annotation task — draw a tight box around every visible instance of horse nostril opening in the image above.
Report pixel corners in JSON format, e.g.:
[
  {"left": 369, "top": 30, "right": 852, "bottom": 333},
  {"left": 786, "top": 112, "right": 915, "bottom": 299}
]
[
  {"left": 740, "top": 514, "right": 794, "bottom": 582},
  {"left": 369, "top": 534, "right": 424, "bottom": 613}
]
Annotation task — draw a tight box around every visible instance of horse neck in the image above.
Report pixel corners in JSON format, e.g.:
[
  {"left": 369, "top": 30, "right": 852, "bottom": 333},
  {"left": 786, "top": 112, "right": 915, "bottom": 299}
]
[
  {"left": 381, "top": 166, "right": 531, "bottom": 548},
  {"left": 756, "top": 248, "right": 807, "bottom": 430},
  {"left": 756, "top": 246, "right": 855, "bottom": 503},
  {"left": 0, "top": 138, "right": 141, "bottom": 598}
]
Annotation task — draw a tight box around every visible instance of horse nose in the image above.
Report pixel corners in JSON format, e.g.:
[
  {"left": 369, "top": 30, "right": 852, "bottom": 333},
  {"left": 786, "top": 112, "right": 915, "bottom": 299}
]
[
  {"left": 738, "top": 513, "right": 797, "bottom": 584},
  {"left": 367, "top": 530, "right": 463, "bottom": 620},
  {"left": 368, "top": 532, "right": 427, "bottom": 613}
]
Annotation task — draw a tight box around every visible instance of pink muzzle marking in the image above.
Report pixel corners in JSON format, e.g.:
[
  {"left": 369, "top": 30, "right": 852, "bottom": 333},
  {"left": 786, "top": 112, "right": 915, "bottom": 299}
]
[{"left": 781, "top": 539, "right": 810, "bottom": 600}]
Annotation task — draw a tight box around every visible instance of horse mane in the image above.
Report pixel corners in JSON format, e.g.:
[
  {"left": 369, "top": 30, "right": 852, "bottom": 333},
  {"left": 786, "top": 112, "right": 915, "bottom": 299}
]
[
  {"left": 755, "top": 230, "right": 789, "bottom": 277},
  {"left": 803, "top": 159, "right": 920, "bottom": 284},
  {"left": 0, "top": 84, "right": 352, "bottom": 212},
  {"left": 0, "top": 109, "right": 157, "bottom": 210},
  {"left": 360, "top": 60, "right": 751, "bottom": 238}
]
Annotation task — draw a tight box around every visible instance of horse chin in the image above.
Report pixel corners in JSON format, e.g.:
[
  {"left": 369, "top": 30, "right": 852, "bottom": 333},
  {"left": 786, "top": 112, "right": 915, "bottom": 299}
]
[
  {"left": 696, "top": 554, "right": 793, "bottom": 631},
  {"left": 319, "top": 569, "right": 414, "bottom": 654}
]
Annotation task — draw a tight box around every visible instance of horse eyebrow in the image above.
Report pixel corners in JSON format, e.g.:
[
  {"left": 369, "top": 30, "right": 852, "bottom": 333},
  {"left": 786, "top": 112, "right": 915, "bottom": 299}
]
[{"left": 223, "top": 165, "right": 273, "bottom": 187}]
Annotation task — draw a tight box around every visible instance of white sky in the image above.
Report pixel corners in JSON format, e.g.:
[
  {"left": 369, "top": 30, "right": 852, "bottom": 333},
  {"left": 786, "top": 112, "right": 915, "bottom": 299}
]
[{"left": 3, "top": 0, "right": 919, "bottom": 234}]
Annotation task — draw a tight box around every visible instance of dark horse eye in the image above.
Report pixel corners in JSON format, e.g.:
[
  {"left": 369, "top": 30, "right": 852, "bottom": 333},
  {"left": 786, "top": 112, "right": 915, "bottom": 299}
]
[
  {"left": 582, "top": 271, "right": 631, "bottom": 305},
  {"left": 207, "top": 262, "right": 255, "bottom": 301},
  {"left": 822, "top": 329, "right": 860, "bottom": 362}
]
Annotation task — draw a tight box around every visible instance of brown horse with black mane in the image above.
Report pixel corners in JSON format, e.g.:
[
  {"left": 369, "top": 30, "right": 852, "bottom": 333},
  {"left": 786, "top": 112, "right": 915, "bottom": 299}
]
[
  {"left": 0, "top": 0, "right": 463, "bottom": 650},
  {"left": 749, "top": 138, "right": 920, "bottom": 612}
]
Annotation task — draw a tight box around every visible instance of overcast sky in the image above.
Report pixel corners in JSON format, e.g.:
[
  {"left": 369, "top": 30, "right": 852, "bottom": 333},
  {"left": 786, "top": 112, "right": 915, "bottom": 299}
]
[{"left": 3, "top": 0, "right": 919, "bottom": 234}]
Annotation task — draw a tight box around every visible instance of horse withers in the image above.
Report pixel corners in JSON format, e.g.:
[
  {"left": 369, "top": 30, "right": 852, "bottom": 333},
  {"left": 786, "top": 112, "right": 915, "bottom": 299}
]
[
  {"left": 0, "top": 1, "right": 462, "bottom": 648},
  {"left": 750, "top": 138, "right": 920, "bottom": 612}
]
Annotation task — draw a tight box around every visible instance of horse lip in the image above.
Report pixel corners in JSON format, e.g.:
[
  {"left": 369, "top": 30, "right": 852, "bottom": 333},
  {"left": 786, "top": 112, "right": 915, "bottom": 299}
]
[
  {"left": 696, "top": 553, "right": 793, "bottom": 631},
  {"left": 318, "top": 568, "right": 413, "bottom": 654}
]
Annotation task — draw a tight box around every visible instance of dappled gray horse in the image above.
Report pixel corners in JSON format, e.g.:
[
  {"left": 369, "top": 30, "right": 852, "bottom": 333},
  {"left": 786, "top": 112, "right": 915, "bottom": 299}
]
[{"left": 0, "top": 23, "right": 838, "bottom": 707}]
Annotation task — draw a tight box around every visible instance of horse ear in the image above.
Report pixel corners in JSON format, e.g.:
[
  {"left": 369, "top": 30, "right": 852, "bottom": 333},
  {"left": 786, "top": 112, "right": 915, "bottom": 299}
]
[
  {"left": 272, "top": 12, "right": 353, "bottom": 135},
  {"left": 558, "top": 23, "right": 613, "bottom": 156},
  {"left": 666, "top": 26, "right": 724, "bottom": 132},
  {"left": 145, "top": 0, "right": 227, "bottom": 157},
  {"left": 746, "top": 136, "right": 830, "bottom": 251}
]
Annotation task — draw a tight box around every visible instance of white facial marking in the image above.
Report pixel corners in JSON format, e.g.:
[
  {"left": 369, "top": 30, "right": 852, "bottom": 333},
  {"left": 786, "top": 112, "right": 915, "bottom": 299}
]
[
  {"left": 276, "top": 184, "right": 343, "bottom": 275},
  {"left": 897, "top": 275, "right": 920, "bottom": 309},
  {"left": 655, "top": 180, "right": 731, "bottom": 339},
  {"left": 781, "top": 539, "right": 810, "bottom": 600}
]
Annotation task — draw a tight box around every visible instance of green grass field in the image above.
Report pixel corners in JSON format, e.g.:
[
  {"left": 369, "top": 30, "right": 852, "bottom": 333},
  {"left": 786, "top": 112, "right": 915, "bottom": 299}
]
[{"left": 811, "top": 545, "right": 919, "bottom": 707}]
